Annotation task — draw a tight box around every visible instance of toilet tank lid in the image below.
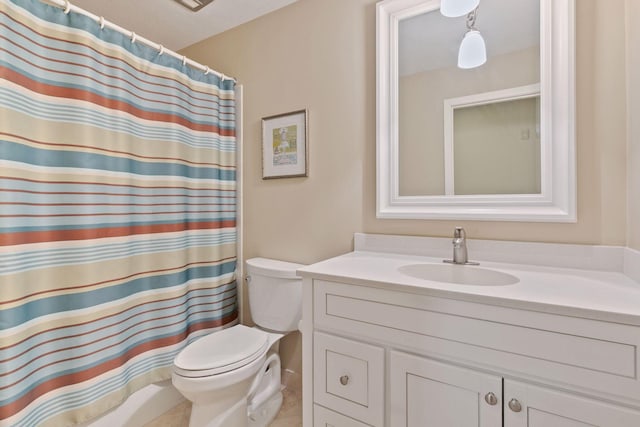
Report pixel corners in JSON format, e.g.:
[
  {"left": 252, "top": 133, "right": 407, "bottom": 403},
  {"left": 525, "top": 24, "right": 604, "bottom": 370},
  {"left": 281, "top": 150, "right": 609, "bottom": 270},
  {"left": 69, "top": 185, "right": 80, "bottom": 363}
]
[{"left": 245, "top": 257, "right": 305, "bottom": 279}]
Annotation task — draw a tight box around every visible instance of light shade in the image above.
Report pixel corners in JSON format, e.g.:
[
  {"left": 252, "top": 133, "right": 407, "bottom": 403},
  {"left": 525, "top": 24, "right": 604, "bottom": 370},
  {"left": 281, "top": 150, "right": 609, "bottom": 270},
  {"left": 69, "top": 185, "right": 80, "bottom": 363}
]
[
  {"left": 440, "top": 0, "right": 480, "bottom": 17},
  {"left": 457, "top": 30, "right": 487, "bottom": 69}
]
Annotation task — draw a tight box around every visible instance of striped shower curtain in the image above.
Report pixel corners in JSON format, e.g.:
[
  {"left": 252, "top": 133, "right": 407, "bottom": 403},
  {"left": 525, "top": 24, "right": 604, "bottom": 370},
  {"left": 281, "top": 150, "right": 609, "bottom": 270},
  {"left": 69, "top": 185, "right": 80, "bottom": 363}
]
[{"left": 0, "top": 0, "right": 238, "bottom": 425}]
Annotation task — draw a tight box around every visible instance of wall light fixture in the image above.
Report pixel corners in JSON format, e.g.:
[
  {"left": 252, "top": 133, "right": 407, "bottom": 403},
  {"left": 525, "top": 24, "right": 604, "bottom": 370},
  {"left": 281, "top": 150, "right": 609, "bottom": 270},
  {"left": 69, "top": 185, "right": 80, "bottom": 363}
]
[
  {"left": 457, "top": 8, "right": 487, "bottom": 69},
  {"left": 440, "top": 0, "right": 480, "bottom": 17}
]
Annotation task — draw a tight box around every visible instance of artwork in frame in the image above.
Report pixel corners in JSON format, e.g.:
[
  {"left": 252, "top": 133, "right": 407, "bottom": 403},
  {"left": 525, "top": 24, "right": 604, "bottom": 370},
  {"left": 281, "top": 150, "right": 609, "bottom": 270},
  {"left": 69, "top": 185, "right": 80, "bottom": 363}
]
[{"left": 261, "top": 109, "right": 308, "bottom": 179}]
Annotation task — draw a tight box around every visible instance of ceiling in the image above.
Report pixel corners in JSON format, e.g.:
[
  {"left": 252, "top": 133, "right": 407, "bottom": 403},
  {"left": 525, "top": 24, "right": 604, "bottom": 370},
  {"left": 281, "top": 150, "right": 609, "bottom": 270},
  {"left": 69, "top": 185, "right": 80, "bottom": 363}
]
[
  {"left": 399, "top": 0, "right": 540, "bottom": 76},
  {"left": 71, "top": 0, "right": 299, "bottom": 51}
]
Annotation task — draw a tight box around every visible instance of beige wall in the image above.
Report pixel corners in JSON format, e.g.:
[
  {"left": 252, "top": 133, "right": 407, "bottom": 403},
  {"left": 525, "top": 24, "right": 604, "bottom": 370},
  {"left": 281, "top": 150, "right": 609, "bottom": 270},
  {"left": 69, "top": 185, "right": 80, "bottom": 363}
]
[
  {"left": 182, "top": 0, "right": 371, "bottom": 266},
  {"left": 181, "top": 0, "right": 631, "bottom": 376},
  {"left": 182, "top": 0, "right": 375, "bottom": 379},
  {"left": 454, "top": 97, "right": 541, "bottom": 195},
  {"left": 365, "top": 0, "right": 628, "bottom": 244},
  {"left": 628, "top": 0, "right": 640, "bottom": 251},
  {"left": 399, "top": 47, "right": 539, "bottom": 196}
]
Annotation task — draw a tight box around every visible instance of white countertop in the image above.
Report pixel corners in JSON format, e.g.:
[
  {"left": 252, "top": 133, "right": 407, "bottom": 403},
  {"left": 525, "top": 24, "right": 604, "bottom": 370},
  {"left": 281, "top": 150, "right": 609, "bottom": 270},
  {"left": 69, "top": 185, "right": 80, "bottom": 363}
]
[{"left": 298, "top": 250, "right": 640, "bottom": 325}]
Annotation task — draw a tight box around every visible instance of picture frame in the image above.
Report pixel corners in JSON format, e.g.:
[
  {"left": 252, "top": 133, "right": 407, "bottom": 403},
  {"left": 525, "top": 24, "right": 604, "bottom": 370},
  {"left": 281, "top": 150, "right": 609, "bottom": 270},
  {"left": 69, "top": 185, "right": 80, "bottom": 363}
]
[{"left": 261, "top": 109, "right": 308, "bottom": 179}]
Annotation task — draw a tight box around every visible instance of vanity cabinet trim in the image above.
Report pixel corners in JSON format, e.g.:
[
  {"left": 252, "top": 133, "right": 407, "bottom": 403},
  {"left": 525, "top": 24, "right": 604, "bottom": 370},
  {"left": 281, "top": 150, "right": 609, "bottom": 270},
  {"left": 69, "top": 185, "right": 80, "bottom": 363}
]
[
  {"left": 389, "top": 350, "right": 503, "bottom": 426},
  {"left": 322, "top": 291, "right": 635, "bottom": 377},
  {"left": 313, "top": 331, "right": 385, "bottom": 426},
  {"left": 313, "top": 404, "right": 372, "bottom": 427},
  {"left": 313, "top": 279, "right": 640, "bottom": 407},
  {"left": 504, "top": 379, "right": 640, "bottom": 426}
]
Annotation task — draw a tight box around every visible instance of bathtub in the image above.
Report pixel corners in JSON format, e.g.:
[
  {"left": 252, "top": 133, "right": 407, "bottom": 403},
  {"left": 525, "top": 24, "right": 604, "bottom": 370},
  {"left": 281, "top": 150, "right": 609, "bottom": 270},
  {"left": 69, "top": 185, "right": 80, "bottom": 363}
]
[{"left": 78, "top": 381, "right": 185, "bottom": 427}]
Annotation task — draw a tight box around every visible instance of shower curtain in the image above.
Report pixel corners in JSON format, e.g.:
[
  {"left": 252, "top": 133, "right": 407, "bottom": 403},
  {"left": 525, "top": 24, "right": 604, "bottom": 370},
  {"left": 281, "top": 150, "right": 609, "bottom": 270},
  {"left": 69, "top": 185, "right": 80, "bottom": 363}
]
[{"left": 0, "top": 0, "right": 238, "bottom": 425}]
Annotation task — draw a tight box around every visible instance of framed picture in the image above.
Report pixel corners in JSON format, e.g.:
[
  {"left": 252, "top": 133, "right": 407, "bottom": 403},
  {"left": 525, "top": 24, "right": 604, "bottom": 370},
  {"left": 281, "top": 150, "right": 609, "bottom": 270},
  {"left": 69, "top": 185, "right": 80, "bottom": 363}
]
[{"left": 261, "top": 109, "right": 308, "bottom": 179}]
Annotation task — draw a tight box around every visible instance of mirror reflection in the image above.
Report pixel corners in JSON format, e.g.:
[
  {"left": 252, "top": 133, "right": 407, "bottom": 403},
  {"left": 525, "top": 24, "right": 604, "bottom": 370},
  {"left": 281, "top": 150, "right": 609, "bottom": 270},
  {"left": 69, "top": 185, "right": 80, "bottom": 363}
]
[{"left": 397, "top": 0, "right": 540, "bottom": 196}]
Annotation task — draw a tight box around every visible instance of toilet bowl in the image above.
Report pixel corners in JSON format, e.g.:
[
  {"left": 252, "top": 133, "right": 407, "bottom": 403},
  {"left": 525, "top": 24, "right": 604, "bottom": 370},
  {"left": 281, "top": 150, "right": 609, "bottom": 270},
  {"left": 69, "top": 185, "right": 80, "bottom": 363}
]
[{"left": 171, "top": 258, "right": 304, "bottom": 427}]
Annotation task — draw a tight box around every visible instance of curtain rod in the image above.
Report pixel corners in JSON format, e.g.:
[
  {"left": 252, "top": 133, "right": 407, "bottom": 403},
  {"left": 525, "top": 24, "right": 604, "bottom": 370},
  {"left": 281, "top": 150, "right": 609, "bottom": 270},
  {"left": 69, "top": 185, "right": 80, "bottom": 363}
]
[{"left": 40, "top": 0, "right": 236, "bottom": 83}]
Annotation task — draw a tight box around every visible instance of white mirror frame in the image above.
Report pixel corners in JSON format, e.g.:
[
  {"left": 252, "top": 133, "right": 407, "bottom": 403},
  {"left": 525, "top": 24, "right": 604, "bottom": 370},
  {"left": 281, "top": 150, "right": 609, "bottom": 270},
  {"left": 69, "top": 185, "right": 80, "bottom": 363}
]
[{"left": 376, "top": 0, "right": 576, "bottom": 222}]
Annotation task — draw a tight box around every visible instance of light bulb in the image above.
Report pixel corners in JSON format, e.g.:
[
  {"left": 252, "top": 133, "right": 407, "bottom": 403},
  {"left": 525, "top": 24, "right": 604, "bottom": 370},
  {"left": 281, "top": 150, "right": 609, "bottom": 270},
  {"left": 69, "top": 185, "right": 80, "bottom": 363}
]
[
  {"left": 440, "top": 0, "right": 480, "bottom": 17},
  {"left": 457, "top": 30, "right": 487, "bottom": 69}
]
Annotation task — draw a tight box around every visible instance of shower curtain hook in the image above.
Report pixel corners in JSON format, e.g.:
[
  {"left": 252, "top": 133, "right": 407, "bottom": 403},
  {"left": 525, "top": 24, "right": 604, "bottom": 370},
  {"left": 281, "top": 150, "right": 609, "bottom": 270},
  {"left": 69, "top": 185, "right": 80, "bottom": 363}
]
[
  {"left": 204, "top": 66, "right": 210, "bottom": 75},
  {"left": 182, "top": 56, "right": 187, "bottom": 66},
  {"left": 131, "top": 32, "right": 137, "bottom": 44},
  {"left": 63, "top": 0, "right": 71, "bottom": 14},
  {"left": 158, "top": 45, "right": 164, "bottom": 56},
  {"left": 99, "top": 16, "right": 105, "bottom": 30}
]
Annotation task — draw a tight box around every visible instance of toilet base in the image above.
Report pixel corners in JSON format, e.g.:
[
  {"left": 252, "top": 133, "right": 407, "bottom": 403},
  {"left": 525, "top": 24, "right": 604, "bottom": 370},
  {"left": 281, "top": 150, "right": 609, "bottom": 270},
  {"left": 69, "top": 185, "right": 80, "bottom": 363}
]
[
  {"left": 188, "top": 387, "right": 283, "bottom": 427},
  {"left": 248, "top": 390, "right": 283, "bottom": 427},
  {"left": 189, "top": 394, "right": 248, "bottom": 427}
]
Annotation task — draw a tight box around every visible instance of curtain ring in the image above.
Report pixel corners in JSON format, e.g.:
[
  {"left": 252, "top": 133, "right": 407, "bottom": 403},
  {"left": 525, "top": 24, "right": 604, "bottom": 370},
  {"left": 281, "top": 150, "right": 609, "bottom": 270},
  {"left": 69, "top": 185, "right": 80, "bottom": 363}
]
[
  {"left": 204, "top": 66, "right": 210, "bottom": 75},
  {"left": 220, "top": 73, "right": 227, "bottom": 82},
  {"left": 158, "top": 45, "right": 164, "bottom": 56},
  {"left": 182, "top": 56, "right": 187, "bottom": 66},
  {"left": 131, "top": 32, "right": 137, "bottom": 44},
  {"left": 63, "top": 0, "right": 71, "bottom": 14},
  {"left": 99, "top": 16, "right": 105, "bottom": 30}
]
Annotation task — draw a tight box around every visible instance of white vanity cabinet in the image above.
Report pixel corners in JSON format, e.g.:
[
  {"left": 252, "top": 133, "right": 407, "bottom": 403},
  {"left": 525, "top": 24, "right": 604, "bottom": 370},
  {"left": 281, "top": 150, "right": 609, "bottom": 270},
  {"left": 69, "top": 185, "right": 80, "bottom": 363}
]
[
  {"left": 389, "top": 351, "right": 502, "bottom": 426},
  {"left": 300, "top": 276, "right": 640, "bottom": 427},
  {"left": 391, "top": 350, "right": 640, "bottom": 427},
  {"left": 313, "top": 332, "right": 384, "bottom": 426},
  {"left": 503, "top": 380, "right": 640, "bottom": 427}
]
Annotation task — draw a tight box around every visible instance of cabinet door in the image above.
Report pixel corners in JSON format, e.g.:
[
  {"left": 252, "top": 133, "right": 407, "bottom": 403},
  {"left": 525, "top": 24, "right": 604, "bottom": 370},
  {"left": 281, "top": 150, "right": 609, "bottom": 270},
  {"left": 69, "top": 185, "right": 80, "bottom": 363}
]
[
  {"left": 504, "top": 380, "right": 640, "bottom": 427},
  {"left": 314, "top": 332, "right": 384, "bottom": 426},
  {"left": 390, "top": 351, "right": 502, "bottom": 427},
  {"left": 314, "top": 405, "right": 372, "bottom": 427}
]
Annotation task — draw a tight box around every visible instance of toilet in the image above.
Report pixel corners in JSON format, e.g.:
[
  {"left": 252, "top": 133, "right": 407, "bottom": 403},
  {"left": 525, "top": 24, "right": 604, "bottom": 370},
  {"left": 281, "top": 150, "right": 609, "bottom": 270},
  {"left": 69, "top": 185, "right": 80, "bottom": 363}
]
[{"left": 171, "top": 258, "right": 304, "bottom": 427}]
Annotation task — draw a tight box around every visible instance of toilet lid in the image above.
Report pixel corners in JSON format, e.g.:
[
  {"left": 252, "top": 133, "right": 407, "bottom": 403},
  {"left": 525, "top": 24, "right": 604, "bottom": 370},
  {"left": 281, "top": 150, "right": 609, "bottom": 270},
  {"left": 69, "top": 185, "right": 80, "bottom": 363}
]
[{"left": 174, "top": 325, "right": 269, "bottom": 377}]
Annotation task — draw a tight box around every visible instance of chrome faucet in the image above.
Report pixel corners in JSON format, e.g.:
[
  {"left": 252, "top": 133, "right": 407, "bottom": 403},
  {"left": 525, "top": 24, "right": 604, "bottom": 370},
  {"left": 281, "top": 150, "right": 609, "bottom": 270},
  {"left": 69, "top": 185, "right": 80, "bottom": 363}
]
[{"left": 444, "top": 227, "right": 479, "bottom": 265}]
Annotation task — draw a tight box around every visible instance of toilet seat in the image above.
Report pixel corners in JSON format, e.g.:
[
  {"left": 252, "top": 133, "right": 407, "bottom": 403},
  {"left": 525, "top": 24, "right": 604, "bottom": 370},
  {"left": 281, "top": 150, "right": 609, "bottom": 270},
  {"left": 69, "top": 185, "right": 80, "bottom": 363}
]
[{"left": 174, "top": 325, "right": 269, "bottom": 378}]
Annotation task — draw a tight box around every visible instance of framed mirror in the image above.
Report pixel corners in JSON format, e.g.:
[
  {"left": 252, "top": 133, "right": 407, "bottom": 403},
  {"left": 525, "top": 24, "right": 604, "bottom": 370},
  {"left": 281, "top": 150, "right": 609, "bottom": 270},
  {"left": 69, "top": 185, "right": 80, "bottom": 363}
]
[{"left": 376, "top": 0, "right": 576, "bottom": 221}]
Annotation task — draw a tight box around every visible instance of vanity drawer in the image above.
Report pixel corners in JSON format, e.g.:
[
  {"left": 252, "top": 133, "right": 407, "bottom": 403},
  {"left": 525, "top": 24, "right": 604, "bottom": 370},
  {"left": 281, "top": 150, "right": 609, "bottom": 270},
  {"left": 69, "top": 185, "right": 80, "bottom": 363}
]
[
  {"left": 314, "top": 405, "right": 372, "bottom": 427},
  {"left": 313, "top": 279, "right": 640, "bottom": 404},
  {"left": 313, "top": 332, "right": 384, "bottom": 426}
]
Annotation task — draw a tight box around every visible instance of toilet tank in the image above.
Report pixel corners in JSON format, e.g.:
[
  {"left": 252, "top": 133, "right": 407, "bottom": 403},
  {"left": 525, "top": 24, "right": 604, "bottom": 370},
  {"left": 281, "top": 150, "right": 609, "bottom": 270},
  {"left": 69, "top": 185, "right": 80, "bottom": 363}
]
[{"left": 245, "top": 258, "right": 304, "bottom": 333}]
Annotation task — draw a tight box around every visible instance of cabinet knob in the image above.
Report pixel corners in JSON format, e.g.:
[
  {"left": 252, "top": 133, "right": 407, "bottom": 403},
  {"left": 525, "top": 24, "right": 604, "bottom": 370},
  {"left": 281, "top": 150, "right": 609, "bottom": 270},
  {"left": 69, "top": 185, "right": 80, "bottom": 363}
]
[
  {"left": 508, "top": 398, "right": 522, "bottom": 413},
  {"left": 339, "top": 375, "right": 350, "bottom": 386},
  {"left": 484, "top": 392, "right": 498, "bottom": 406}
]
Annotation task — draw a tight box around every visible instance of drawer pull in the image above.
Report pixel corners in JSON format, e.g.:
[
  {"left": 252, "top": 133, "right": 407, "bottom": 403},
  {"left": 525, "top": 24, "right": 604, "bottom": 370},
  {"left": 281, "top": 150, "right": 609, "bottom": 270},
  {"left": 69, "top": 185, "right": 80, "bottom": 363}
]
[
  {"left": 508, "top": 398, "right": 522, "bottom": 413},
  {"left": 339, "top": 375, "right": 350, "bottom": 386},
  {"left": 484, "top": 392, "right": 498, "bottom": 406}
]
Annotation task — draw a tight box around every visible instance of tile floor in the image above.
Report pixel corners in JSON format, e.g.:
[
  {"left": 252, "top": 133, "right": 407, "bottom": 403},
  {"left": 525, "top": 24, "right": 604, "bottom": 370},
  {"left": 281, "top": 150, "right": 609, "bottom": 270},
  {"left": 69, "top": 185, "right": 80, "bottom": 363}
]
[{"left": 142, "top": 387, "right": 302, "bottom": 427}]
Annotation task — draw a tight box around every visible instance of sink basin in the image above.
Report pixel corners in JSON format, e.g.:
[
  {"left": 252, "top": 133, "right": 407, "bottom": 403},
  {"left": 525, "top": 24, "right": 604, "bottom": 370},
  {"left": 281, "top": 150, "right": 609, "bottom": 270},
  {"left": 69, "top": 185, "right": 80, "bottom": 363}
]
[{"left": 398, "top": 263, "right": 519, "bottom": 286}]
